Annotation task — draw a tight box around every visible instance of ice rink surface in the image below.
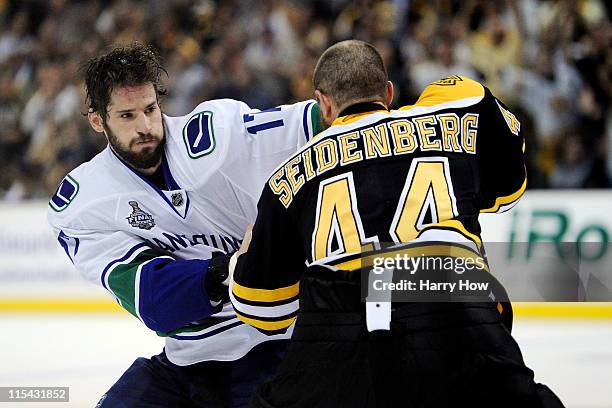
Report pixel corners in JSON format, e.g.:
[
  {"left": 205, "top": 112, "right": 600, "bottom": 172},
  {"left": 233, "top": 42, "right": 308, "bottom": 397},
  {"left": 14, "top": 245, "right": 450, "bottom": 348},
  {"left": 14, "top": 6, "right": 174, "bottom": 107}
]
[{"left": 0, "top": 314, "right": 610, "bottom": 408}]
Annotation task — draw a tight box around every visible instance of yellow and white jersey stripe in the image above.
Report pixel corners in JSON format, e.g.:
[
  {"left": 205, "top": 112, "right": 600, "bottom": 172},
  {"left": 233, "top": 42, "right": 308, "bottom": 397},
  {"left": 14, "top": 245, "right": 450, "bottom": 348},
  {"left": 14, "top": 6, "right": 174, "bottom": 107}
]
[{"left": 230, "top": 279, "right": 300, "bottom": 333}]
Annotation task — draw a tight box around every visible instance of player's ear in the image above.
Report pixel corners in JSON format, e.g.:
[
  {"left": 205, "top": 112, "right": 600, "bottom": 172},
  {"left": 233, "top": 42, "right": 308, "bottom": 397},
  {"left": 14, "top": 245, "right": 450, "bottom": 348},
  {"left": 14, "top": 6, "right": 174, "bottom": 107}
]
[
  {"left": 88, "top": 110, "right": 105, "bottom": 133},
  {"left": 385, "top": 81, "right": 394, "bottom": 108},
  {"left": 315, "top": 90, "right": 335, "bottom": 126}
]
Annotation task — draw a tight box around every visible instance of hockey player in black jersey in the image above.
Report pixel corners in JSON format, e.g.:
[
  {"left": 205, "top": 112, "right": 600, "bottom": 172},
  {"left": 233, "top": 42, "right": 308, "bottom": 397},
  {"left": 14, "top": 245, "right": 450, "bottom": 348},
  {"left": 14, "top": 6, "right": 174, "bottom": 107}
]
[{"left": 230, "top": 40, "right": 565, "bottom": 408}]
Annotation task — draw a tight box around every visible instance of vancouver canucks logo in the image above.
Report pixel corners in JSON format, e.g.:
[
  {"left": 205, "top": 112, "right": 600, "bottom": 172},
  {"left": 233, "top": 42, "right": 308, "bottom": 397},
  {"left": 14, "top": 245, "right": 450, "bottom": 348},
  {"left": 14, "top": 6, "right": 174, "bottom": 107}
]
[
  {"left": 171, "top": 192, "right": 184, "bottom": 207},
  {"left": 126, "top": 201, "right": 155, "bottom": 230},
  {"left": 49, "top": 175, "right": 79, "bottom": 212},
  {"left": 183, "top": 111, "right": 215, "bottom": 158}
]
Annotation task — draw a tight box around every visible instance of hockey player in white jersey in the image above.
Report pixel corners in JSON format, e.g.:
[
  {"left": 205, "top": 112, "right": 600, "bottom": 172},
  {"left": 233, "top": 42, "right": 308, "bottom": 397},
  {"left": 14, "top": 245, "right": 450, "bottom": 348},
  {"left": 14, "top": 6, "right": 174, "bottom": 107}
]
[{"left": 47, "top": 44, "right": 320, "bottom": 407}]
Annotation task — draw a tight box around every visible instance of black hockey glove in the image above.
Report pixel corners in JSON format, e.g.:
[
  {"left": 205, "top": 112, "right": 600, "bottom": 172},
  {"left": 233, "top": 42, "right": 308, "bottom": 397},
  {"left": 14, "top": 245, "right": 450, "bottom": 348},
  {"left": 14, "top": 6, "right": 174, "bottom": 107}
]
[{"left": 204, "top": 252, "right": 234, "bottom": 305}]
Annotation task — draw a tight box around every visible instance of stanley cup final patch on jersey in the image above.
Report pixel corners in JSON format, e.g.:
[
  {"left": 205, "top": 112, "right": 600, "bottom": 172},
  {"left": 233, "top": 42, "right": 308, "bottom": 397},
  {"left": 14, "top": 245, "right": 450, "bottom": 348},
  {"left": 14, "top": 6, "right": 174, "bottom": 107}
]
[
  {"left": 183, "top": 111, "right": 215, "bottom": 158},
  {"left": 49, "top": 174, "right": 80, "bottom": 212},
  {"left": 496, "top": 100, "right": 520, "bottom": 136},
  {"left": 126, "top": 201, "right": 156, "bottom": 230}
]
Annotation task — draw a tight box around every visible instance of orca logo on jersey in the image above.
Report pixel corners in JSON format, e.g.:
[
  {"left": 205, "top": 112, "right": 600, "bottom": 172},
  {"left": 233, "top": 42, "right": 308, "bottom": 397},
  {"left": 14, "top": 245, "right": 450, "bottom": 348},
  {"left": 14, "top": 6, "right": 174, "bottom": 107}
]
[
  {"left": 126, "top": 201, "right": 156, "bottom": 230},
  {"left": 183, "top": 111, "right": 216, "bottom": 158},
  {"left": 49, "top": 174, "right": 80, "bottom": 212}
]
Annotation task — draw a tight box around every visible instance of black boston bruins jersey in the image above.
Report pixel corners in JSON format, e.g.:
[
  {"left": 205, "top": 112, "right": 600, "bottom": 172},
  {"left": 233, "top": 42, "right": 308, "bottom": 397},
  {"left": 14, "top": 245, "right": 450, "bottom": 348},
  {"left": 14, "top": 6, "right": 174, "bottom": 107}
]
[{"left": 231, "top": 76, "right": 525, "bottom": 333}]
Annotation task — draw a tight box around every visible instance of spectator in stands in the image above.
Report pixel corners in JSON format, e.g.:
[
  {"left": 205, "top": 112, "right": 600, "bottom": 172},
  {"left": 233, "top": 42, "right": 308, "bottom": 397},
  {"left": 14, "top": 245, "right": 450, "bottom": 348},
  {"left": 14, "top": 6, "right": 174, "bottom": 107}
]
[{"left": 0, "top": 0, "right": 609, "bottom": 199}]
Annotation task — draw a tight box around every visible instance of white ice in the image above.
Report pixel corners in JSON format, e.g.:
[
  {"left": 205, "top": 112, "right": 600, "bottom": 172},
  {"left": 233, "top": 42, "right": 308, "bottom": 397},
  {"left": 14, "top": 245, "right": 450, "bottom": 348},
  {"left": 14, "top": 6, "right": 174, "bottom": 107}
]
[{"left": 0, "top": 314, "right": 610, "bottom": 407}]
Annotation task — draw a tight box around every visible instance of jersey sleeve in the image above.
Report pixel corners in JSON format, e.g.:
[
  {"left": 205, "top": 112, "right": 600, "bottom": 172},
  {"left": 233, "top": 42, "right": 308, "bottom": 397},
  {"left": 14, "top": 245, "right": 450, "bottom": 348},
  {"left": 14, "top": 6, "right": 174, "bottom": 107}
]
[
  {"left": 230, "top": 185, "right": 305, "bottom": 335},
  {"left": 234, "top": 100, "right": 321, "bottom": 186},
  {"left": 398, "top": 75, "right": 486, "bottom": 110},
  {"left": 217, "top": 99, "right": 322, "bottom": 217},
  {"left": 240, "top": 99, "right": 322, "bottom": 151},
  {"left": 396, "top": 75, "right": 525, "bottom": 213},
  {"left": 48, "top": 218, "right": 220, "bottom": 334},
  {"left": 476, "top": 88, "right": 526, "bottom": 213}
]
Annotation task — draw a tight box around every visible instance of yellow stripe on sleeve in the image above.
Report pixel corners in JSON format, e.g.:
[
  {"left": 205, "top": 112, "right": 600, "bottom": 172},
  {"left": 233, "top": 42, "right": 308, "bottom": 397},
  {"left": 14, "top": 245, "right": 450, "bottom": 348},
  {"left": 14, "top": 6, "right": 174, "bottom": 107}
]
[
  {"left": 480, "top": 176, "right": 527, "bottom": 213},
  {"left": 232, "top": 281, "right": 300, "bottom": 303}
]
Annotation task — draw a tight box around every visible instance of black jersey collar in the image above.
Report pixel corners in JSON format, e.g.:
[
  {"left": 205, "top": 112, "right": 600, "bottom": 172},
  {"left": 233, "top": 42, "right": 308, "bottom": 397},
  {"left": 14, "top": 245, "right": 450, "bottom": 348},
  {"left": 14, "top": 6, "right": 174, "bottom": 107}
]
[
  {"left": 338, "top": 102, "right": 388, "bottom": 117},
  {"left": 332, "top": 102, "right": 388, "bottom": 126}
]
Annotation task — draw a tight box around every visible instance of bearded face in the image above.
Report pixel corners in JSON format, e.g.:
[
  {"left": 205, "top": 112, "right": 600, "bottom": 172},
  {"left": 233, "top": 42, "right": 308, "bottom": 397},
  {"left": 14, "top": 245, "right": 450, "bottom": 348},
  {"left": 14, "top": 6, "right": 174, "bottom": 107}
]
[
  {"left": 91, "top": 83, "right": 165, "bottom": 172},
  {"left": 105, "top": 120, "right": 165, "bottom": 170}
]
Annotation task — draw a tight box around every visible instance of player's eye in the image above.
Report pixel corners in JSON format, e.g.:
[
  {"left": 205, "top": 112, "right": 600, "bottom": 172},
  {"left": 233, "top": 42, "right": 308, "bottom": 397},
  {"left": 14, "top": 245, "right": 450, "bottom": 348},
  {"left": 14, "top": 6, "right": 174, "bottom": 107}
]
[
  {"left": 120, "top": 112, "right": 133, "bottom": 119},
  {"left": 145, "top": 106, "right": 157, "bottom": 114}
]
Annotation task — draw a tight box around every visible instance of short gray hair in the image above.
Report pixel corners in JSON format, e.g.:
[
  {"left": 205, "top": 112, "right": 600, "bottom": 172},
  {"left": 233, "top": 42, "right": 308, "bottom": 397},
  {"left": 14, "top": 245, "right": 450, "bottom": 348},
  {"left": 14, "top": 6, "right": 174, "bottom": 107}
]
[{"left": 313, "top": 40, "right": 388, "bottom": 109}]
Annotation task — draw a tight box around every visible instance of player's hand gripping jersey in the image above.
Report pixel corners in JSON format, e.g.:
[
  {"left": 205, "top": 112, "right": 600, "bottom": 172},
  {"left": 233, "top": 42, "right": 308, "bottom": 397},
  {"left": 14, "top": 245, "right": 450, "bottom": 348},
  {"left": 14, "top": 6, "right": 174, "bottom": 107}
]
[
  {"left": 231, "top": 76, "right": 525, "bottom": 333},
  {"left": 48, "top": 99, "right": 320, "bottom": 365}
]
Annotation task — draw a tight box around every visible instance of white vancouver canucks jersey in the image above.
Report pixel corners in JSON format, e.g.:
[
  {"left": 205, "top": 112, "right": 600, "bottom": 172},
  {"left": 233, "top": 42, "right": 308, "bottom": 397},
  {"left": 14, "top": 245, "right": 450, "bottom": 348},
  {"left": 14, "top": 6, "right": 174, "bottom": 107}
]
[{"left": 47, "top": 99, "right": 320, "bottom": 365}]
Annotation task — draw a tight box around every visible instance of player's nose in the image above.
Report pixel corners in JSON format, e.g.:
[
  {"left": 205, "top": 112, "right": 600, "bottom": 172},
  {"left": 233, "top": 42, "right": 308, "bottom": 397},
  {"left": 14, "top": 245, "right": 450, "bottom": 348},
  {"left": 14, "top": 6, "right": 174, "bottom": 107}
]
[{"left": 136, "top": 112, "right": 153, "bottom": 134}]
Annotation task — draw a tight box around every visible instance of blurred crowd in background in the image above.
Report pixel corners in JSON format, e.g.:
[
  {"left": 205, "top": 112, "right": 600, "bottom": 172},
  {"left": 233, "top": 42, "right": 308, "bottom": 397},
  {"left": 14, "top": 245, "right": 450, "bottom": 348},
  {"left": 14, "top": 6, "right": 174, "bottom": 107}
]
[{"left": 0, "top": 0, "right": 610, "bottom": 199}]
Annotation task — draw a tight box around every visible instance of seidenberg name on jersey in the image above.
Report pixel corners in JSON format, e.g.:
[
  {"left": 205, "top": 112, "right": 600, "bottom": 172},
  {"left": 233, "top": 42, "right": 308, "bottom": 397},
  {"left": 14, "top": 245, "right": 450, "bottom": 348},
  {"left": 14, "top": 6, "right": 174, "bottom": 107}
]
[{"left": 270, "top": 111, "right": 479, "bottom": 208}]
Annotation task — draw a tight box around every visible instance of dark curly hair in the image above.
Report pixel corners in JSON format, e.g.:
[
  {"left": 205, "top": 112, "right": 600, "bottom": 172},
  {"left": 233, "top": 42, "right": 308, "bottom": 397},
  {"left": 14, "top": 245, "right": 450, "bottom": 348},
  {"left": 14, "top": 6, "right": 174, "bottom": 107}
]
[{"left": 84, "top": 43, "right": 168, "bottom": 121}]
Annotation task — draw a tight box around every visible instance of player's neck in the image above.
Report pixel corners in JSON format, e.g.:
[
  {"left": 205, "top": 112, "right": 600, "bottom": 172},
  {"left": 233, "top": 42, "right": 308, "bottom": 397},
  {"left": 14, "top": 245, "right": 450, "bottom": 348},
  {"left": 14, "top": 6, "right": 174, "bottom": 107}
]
[
  {"left": 136, "top": 160, "right": 162, "bottom": 176},
  {"left": 109, "top": 144, "right": 163, "bottom": 176},
  {"left": 143, "top": 161, "right": 168, "bottom": 190},
  {"left": 337, "top": 101, "right": 388, "bottom": 118}
]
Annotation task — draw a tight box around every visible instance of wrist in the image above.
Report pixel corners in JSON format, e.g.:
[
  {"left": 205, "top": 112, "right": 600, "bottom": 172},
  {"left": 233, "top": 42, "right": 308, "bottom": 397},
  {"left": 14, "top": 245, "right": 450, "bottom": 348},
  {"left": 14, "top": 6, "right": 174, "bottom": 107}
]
[{"left": 204, "top": 252, "right": 233, "bottom": 304}]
